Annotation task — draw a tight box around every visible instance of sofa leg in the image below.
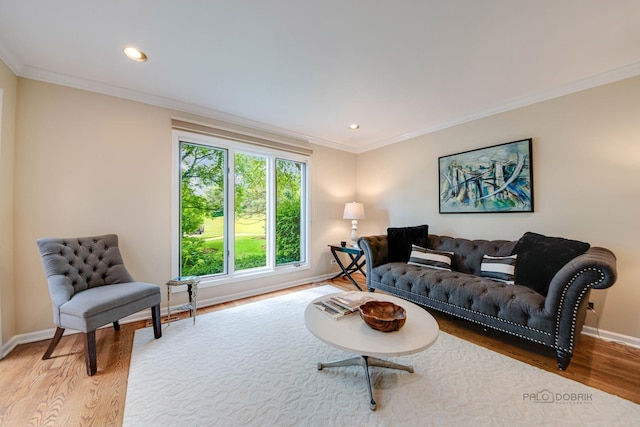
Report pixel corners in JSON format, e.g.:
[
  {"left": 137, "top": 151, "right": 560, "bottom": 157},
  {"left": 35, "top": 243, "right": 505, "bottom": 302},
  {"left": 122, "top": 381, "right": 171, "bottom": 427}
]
[
  {"left": 152, "top": 304, "right": 162, "bottom": 339},
  {"left": 42, "top": 327, "right": 65, "bottom": 360},
  {"left": 556, "top": 350, "right": 572, "bottom": 370},
  {"left": 85, "top": 330, "right": 97, "bottom": 376},
  {"left": 113, "top": 321, "right": 120, "bottom": 331}
]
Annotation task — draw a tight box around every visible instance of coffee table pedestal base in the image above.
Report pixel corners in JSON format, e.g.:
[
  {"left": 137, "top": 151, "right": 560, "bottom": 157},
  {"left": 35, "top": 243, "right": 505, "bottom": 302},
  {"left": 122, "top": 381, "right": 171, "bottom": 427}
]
[{"left": 317, "top": 355, "right": 413, "bottom": 411}]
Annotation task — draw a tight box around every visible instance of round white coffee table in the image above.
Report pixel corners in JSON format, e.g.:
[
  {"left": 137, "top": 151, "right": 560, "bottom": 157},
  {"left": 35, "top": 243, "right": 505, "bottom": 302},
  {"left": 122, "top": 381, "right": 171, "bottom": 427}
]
[{"left": 305, "top": 292, "right": 439, "bottom": 410}]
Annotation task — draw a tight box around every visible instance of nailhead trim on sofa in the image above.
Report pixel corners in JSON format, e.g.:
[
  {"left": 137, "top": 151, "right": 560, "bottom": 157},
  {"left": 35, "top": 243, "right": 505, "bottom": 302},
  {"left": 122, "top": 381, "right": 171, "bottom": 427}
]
[{"left": 359, "top": 234, "right": 617, "bottom": 370}]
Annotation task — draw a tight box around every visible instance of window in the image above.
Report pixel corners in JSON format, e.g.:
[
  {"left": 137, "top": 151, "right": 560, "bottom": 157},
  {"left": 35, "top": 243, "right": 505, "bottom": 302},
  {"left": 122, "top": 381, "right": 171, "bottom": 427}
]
[
  {"left": 234, "top": 152, "right": 267, "bottom": 271},
  {"left": 174, "top": 131, "right": 309, "bottom": 284},
  {"left": 275, "top": 158, "right": 306, "bottom": 265}
]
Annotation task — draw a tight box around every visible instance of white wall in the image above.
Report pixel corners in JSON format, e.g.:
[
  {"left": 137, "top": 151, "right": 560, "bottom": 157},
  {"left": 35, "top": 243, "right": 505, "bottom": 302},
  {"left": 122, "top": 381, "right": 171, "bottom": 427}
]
[
  {"left": 12, "top": 78, "right": 357, "bottom": 335},
  {"left": 356, "top": 75, "right": 640, "bottom": 339}
]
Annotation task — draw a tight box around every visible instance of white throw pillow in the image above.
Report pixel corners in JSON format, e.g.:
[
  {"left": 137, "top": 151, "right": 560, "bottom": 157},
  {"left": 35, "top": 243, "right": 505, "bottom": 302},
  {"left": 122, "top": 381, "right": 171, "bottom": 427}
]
[
  {"left": 480, "top": 254, "right": 517, "bottom": 285},
  {"left": 407, "top": 245, "right": 454, "bottom": 271}
]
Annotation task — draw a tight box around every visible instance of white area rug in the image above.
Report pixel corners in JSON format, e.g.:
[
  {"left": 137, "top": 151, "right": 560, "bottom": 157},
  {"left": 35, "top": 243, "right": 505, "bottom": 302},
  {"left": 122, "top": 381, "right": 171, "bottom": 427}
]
[{"left": 124, "top": 285, "right": 639, "bottom": 426}]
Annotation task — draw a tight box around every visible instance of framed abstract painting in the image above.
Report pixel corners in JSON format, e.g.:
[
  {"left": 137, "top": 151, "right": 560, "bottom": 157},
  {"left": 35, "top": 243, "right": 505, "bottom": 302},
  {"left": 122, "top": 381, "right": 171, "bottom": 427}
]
[{"left": 439, "top": 138, "right": 534, "bottom": 213}]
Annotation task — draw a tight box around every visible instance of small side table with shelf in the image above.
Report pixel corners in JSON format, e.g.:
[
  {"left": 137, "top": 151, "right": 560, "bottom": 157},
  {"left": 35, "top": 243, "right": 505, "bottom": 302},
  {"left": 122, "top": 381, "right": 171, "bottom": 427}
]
[
  {"left": 166, "top": 276, "right": 200, "bottom": 325},
  {"left": 329, "top": 244, "right": 366, "bottom": 291}
]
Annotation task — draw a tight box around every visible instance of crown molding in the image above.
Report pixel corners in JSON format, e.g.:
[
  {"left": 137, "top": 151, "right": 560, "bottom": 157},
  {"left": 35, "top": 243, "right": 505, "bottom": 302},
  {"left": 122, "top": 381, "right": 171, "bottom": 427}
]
[
  {"left": 13, "top": 60, "right": 640, "bottom": 155},
  {"left": 0, "top": 41, "right": 22, "bottom": 75},
  {"left": 19, "top": 65, "right": 321, "bottom": 146},
  {"left": 357, "top": 61, "right": 640, "bottom": 153},
  {"left": 19, "top": 65, "right": 367, "bottom": 153},
  {"left": 305, "top": 135, "right": 360, "bottom": 153}
]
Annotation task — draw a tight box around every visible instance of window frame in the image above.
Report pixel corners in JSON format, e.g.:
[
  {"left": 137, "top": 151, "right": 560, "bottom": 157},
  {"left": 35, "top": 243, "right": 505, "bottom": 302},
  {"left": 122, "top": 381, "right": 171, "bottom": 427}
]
[{"left": 171, "top": 129, "right": 311, "bottom": 289}]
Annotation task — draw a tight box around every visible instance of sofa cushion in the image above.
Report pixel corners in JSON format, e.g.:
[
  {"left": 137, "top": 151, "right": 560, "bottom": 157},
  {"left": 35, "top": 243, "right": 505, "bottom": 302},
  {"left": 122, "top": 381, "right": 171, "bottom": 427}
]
[
  {"left": 407, "top": 245, "right": 454, "bottom": 271},
  {"left": 387, "top": 225, "right": 429, "bottom": 262},
  {"left": 480, "top": 254, "right": 517, "bottom": 284},
  {"left": 513, "top": 232, "right": 590, "bottom": 296},
  {"left": 427, "top": 235, "right": 517, "bottom": 275},
  {"left": 370, "top": 263, "right": 549, "bottom": 332}
]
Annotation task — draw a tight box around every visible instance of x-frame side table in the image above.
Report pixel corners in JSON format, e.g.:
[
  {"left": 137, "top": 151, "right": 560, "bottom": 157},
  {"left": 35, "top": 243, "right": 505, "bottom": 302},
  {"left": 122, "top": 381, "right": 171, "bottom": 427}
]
[{"left": 329, "top": 244, "right": 366, "bottom": 291}]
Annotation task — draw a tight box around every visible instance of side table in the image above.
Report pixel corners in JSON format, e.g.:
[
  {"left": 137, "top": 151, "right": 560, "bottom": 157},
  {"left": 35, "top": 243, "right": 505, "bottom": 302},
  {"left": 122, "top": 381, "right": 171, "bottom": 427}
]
[
  {"left": 329, "top": 244, "right": 366, "bottom": 291},
  {"left": 166, "top": 276, "right": 200, "bottom": 325}
]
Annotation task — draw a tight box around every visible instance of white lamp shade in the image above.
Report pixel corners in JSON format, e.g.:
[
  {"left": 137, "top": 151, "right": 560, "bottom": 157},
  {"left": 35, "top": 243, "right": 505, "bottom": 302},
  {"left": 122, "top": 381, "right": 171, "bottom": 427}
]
[{"left": 343, "top": 202, "right": 365, "bottom": 220}]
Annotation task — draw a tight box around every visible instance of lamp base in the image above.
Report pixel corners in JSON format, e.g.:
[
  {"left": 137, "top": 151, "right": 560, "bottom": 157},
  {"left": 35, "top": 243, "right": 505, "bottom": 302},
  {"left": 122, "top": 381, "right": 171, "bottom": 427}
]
[{"left": 350, "top": 219, "right": 359, "bottom": 248}]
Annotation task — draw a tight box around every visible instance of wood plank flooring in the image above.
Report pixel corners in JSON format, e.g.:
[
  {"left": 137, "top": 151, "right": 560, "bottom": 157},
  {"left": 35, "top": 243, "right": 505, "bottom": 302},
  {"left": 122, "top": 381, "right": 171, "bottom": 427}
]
[{"left": 1, "top": 275, "right": 638, "bottom": 426}]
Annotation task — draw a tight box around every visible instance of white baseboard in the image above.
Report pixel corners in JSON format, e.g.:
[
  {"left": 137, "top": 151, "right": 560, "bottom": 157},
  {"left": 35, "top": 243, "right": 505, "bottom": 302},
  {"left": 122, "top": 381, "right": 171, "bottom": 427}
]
[
  {"left": 1, "top": 327, "right": 82, "bottom": 359},
  {"left": 16, "top": 275, "right": 636, "bottom": 359},
  {"left": 581, "top": 326, "right": 640, "bottom": 349},
  {"left": 2, "top": 335, "right": 20, "bottom": 359},
  {"left": 1, "top": 273, "right": 337, "bottom": 359}
]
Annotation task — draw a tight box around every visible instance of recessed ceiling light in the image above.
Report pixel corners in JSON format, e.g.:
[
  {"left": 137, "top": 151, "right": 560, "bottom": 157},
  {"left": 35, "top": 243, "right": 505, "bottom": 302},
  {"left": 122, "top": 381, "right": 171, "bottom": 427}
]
[
  {"left": 349, "top": 124, "right": 360, "bottom": 130},
  {"left": 124, "top": 47, "right": 148, "bottom": 62}
]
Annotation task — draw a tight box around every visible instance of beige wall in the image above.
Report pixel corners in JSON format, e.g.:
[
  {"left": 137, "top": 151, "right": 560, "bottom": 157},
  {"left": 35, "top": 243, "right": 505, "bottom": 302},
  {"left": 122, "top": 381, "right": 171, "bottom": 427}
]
[
  {"left": 357, "top": 75, "right": 640, "bottom": 339},
  {"left": 0, "top": 59, "right": 17, "bottom": 352},
  {"left": 6, "top": 68, "right": 640, "bottom": 343},
  {"left": 13, "top": 78, "right": 356, "bottom": 335}
]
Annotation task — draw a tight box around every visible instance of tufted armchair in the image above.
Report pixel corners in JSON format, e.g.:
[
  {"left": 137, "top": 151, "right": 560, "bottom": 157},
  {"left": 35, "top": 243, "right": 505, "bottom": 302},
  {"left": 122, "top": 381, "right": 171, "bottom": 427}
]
[{"left": 36, "top": 234, "right": 162, "bottom": 375}]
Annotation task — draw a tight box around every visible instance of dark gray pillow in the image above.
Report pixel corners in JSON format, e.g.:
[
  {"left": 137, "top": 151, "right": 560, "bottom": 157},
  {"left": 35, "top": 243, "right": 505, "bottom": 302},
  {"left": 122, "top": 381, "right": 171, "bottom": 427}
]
[
  {"left": 387, "top": 225, "right": 429, "bottom": 262},
  {"left": 513, "top": 232, "right": 590, "bottom": 296}
]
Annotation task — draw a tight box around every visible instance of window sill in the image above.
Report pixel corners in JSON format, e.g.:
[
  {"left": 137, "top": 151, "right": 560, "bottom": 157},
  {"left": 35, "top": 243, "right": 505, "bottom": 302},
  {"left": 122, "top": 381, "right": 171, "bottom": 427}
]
[{"left": 190, "top": 262, "right": 311, "bottom": 290}]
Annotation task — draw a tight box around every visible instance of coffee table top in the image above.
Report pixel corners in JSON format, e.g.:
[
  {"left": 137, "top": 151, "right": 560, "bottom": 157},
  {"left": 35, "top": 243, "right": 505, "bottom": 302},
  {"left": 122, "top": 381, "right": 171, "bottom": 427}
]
[{"left": 305, "top": 292, "right": 439, "bottom": 358}]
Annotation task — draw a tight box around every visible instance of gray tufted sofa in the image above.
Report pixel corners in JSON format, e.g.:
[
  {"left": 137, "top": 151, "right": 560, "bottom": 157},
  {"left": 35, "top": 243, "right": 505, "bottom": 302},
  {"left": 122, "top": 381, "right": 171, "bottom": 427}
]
[{"left": 359, "top": 234, "right": 617, "bottom": 370}]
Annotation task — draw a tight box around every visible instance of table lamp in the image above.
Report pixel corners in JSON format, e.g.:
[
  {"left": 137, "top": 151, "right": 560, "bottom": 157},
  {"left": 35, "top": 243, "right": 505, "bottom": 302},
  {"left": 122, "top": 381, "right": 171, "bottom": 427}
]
[{"left": 343, "top": 202, "right": 365, "bottom": 248}]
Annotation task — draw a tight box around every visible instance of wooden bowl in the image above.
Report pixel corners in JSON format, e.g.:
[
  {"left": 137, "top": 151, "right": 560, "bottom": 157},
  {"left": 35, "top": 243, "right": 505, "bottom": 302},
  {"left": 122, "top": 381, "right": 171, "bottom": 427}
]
[{"left": 359, "top": 300, "right": 407, "bottom": 332}]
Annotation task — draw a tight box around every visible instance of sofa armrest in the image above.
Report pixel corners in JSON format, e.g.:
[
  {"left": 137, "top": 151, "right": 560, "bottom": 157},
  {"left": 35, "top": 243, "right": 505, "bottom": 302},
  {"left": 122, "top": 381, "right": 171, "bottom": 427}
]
[
  {"left": 358, "top": 235, "right": 389, "bottom": 277},
  {"left": 543, "top": 247, "right": 617, "bottom": 359},
  {"left": 544, "top": 247, "right": 617, "bottom": 313}
]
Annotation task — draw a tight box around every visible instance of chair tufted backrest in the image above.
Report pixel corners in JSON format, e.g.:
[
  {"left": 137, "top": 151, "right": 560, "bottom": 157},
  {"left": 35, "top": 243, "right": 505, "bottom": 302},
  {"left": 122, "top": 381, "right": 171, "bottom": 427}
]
[
  {"left": 428, "top": 234, "right": 517, "bottom": 275},
  {"left": 36, "top": 234, "right": 135, "bottom": 300}
]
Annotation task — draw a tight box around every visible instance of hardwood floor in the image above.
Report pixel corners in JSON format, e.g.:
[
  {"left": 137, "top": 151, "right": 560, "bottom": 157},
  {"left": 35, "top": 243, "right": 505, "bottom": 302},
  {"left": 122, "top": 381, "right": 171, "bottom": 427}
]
[{"left": 1, "top": 274, "right": 638, "bottom": 426}]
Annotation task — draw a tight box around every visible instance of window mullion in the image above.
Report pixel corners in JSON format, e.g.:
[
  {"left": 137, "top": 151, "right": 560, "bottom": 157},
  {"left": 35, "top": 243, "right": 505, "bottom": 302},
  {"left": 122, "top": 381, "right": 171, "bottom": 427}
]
[
  {"left": 266, "top": 156, "right": 276, "bottom": 269},
  {"left": 227, "top": 149, "right": 235, "bottom": 275}
]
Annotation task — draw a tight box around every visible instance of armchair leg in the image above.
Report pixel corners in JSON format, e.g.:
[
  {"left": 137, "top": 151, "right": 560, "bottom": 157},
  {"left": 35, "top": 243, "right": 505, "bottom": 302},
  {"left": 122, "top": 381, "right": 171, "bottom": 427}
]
[
  {"left": 113, "top": 321, "right": 120, "bottom": 331},
  {"left": 85, "top": 330, "right": 97, "bottom": 376},
  {"left": 42, "top": 327, "right": 65, "bottom": 360},
  {"left": 152, "top": 304, "right": 162, "bottom": 339}
]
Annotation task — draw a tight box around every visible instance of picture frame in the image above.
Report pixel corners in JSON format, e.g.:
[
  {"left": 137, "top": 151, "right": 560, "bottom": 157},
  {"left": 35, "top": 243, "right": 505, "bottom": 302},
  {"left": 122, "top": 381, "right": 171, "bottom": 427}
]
[{"left": 439, "top": 138, "right": 533, "bottom": 214}]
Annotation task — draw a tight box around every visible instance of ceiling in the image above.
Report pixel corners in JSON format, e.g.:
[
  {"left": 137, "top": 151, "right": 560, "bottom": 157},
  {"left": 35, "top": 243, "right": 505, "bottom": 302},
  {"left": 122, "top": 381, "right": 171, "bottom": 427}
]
[{"left": 1, "top": 1, "right": 639, "bottom": 153}]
